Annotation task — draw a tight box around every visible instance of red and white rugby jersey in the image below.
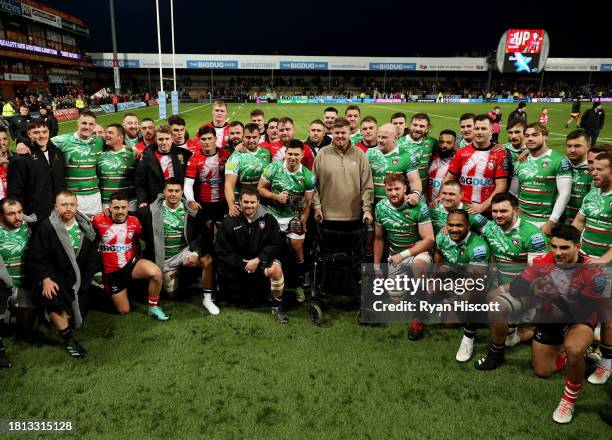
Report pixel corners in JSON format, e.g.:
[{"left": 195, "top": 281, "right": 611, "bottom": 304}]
[
  {"left": 270, "top": 141, "right": 315, "bottom": 170},
  {"left": 0, "top": 166, "right": 7, "bottom": 199},
  {"left": 153, "top": 150, "right": 174, "bottom": 179},
  {"left": 92, "top": 214, "right": 141, "bottom": 273},
  {"left": 204, "top": 122, "right": 229, "bottom": 149},
  {"left": 447, "top": 143, "right": 508, "bottom": 208},
  {"left": 185, "top": 148, "right": 230, "bottom": 203},
  {"left": 428, "top": 153, "right": 452, "bottom": 201}
]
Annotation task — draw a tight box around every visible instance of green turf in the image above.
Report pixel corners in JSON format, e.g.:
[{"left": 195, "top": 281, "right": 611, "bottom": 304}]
[{"left": 2, "top": 103, "right": 611, "bottom": 439}]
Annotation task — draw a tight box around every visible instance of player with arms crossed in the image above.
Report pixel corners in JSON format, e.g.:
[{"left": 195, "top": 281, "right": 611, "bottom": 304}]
[
  {"left": 92, "top": 192, "right": 170, "bottom": 321},
  {"left": 398, "top": 113, "right": 438, "bottom": 195},
  {"left": 510, "top": 122, "right": 572, "bottom": 235}
]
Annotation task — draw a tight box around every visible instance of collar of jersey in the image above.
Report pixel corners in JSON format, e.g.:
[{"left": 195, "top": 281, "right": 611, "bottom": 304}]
[
  {"left": 505, "top": 217, "right": 521, "bottom": 232},
  {"left": 440, "top": 202, "right": 464, "bottom": 214},
  {"left": 405, "top": 135, "right": 423, "bottom": 144},
  {"left": 72, "top": 132, "right": 95, "bottom": 144},
  {"left": 383, "top": 146, "right": 399, "bottom": 157},
  {"left": 283, "top": 161, "right": 302, "bottom": 174},
  {"left": 453, "top": 231, "right": 472, "bottom": 246},
  {"left": 163, "top": 200, "right": 185, "bottom": 212},
  {"left": 528, "top": 149, "right": 552, "bottom": 161},
  {"left": 569, "top": 159, "right": 588, "bottom": 169}
]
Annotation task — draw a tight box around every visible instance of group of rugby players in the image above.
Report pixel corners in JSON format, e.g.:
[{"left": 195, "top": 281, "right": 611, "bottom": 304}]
[{"left": 0, "top": 100, "right": 610, "bottom": 424}]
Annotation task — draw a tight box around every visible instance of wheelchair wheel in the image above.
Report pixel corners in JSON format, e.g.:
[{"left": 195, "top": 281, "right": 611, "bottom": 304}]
[{"left": 309, "top": 302, "right": 323, "bottom": 325}]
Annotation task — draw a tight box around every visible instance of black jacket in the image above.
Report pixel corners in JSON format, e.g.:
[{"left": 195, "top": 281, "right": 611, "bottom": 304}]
[
  {"left": 581, "top": 108, "right": 605, "bottom": 131},
  {"left": 134, "top": 145, "right": 192, "bottom": 205},
  {"left": 7, "top": 139, "right": 66, "bottom": 223},
  {"left": 27, "top": 211, "right": 100, "bottom": 327},
  {"left": 8, "top": 114, "right": 30, "bottom": 143},
  {"left": 215, "top": 205, "right": 282, "bottom": 276},
  {"left": 39, "top": 113, "right": 59, "bottom": 137},
  {"left": 136, "top": 195, "right": 213, "bottom": 268},
  {"left": 507, "top": 109, "right": 526, "bottom": 127},
  {"left": 305, "top": 135, "right": 332, "bottom": 156}
]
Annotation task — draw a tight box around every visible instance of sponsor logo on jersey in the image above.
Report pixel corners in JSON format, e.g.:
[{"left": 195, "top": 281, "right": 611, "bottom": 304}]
[
  {"left": 459, "top": 176, "right": 494, "bottom": 186},
  {"left": 100, "top": 243, "right": 132, "bottom": 252}
]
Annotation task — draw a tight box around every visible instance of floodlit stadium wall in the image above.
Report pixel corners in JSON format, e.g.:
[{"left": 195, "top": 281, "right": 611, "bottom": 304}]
[{"left": 89, "top": 53, "right": 612, "bottom": 72}]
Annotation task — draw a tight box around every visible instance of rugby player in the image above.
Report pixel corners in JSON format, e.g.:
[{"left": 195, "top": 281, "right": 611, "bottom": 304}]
[
  {"left": 444, "top": 114, "right": 508, "bottom": 216},
  {"left": 134, "top": 118, "right": 156, "bottom": 156},
  {"left": 206, "top": 99, "right": 229, "bottom": 149},
  {"left": 226, "top": 121, "right": 244, "bottom": 153},
  {"left": 323, "top": 107, "right": 338, "bottom": 137},
  {"left": 16, "top": 110, "right": 104, "bottom": 218},
  {"left": 398, "top": 113, "right": 438, "bottom": 195},
  {"left": 168, "top": 115, "right": 188, "bottom": 150},
  {"left": 428, "top": 129, "right": 456, "bottom": 201},
  {"left": 258, "top": 140, "right": 315, "bottom": 303},
  {"left": 456, "top": 113, "right": 475, "bottom": 148},
  {"left": 429, "top": 181, "right": 488, "bottom": 235},
  {"left": 374, "top": 173, "right": 435, "bottom": 340},
  {"left": 390, "top": 112, "right": 409, "bottom": 139},
  {"left": 355, "top": 116, "right": 378, "bottom": 153},
  {"left": 98, "top": 124, "right": 136, "bottom": 211},
  {"left": 512, "top": 225, "right": 606, "bottom": 423},
  {"left": 572, "top": 149, "right": 612, "bottom": 385},
  {"left": 138, "top": 179, "right": 218, "bottom": 314},
  {"left": 472, "top": 193, "right": 548, "bottom": 370},
  {"left": 504, "top": 119, "right": 528, "bottom": 179},
  {"left": 224, "top": 124, "right": 271, "bottom": 217},
  {"left": 510, "top": 122, "right": 571, "bottom": 235},
  {"left": 345, "top": 105, "right": 362, "bottom": 144},
  {"left": 92, "top": 191, "right": 170, "bottom": 320},
  {"left": 250, "top": 109, "right": 267, "bottom": 144},
  {"left": 122, "top": 113, "right": 141, "bottom": 149},
  {"left": 304, "top": 119, "right": 331, "bottom": 156},
  {"left": 270, "top": 117, "right": 314, "bottom": 169},
  {"left": 564, "top": 129, "right": 591, "bottom": 224},
  {"left": 433, "top": 209, "right": 490, "bottom": 341},
  {"left": 184, "top": 126, "right": 230, "bottom": 224}
]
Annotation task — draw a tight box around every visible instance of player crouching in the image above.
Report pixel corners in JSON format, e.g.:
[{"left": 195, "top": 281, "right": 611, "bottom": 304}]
[
  {"left": 138, "top": 178, "right": 219, "bottom": 315},
  {"left": 92, "top": 192, "right": 170, "bottom": 321},
  {"left": 509, "top": 225, "right": 606, "bottom": 423}
]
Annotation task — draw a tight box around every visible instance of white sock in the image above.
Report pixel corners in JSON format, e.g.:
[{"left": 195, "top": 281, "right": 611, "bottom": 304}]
[{"left": 462, "top": 335, "right": 474, "bottom": 345}]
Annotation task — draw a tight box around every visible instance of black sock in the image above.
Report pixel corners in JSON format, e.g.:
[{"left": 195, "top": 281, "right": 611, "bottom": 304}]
[
  {"left": 463, "top": 324, "right": 477, "bottom": 339},
  {"left": 59, "top": 327, "right": 73, "bottom": 343},
  {"left": 507, "top": 325, "right": 518, "bottom": 335},
  {"left": 490, "top": 342, "right": 505, "bottom": 356},
  {"left": 296, "top": 261, "right": 305, "bottom": 285},
  {"left": 271, "top": 296, "right": 283, "bottom": 307}
]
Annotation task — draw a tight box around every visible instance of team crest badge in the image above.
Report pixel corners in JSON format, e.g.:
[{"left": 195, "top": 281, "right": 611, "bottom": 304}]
[
  {"left": 128, "top": 231, "right": 134, "bottom": 238},
  {"left": 177, "top": 154, "right": 184, "bottom": 164},
  {"left": 487, "top": 159, "right": 495, "bottom": 170},
  {"left": 259, "top": 220, "right": 266, "bottom": 229},
  {"left": 512, "top": 239, "right": 519, "bottom": 246},
  {"left": 392, "top": 159, "right": 399, "bottom": 165},
  {"left": 542, "top": 162, "right": 549, "bottom": 168}
]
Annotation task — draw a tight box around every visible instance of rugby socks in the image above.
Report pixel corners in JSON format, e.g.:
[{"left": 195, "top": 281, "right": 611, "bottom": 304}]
[
  {"left": 601, "top": 343, "right": 612, "bottom": 369},
  {"left": 555, "top": 351, "right": 568, "bottom": 372},
  {"left": 148, "top": 296, "right": 159, "bottom": 308},
  {"left": 463, "top": 324, "right": 477, "bottom": 339},
  {"left": 296, "top": 260, "right": 305, "bottom": 286},
  {"left": 489, "top": 342, "right": 505, "bottom": 357},
  {"left": 561, "top": 378, "right": 582, "bottom": 405},
  {"left": 59, "top": 327, "right": 74, "bottom": 343},
  {"left": 202, "top": 288, "right": 213, "bottom": 298}
]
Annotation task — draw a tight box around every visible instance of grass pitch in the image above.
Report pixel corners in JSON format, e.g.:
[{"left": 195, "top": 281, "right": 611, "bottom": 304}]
[{"left": 2, "top": 102, "right": 610, "bottom": 439}]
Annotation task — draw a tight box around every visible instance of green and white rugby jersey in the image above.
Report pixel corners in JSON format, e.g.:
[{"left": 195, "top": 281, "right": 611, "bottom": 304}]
[
  {"left": 65, "top": 221, "right": 81, "bottom": 254},
  {"left": 124, "top": 135, "right": 140, "bottom": 149},
  {"left": 367, "top": 147, "right": 418, "bottom": 203},
  {"left": 350, "top": 131, "right": 362, "bottom": 145},
  {"left": 436, "top": 231, "right": 490, "bottom": 266},
  {"left": 52, "top": 133, "right": 104, "bottom": 196},
  {"left": 564, "top": 160, "right": 592, "bottom": 223},
  {"left": 578, "top": 187, "right": 612, "bottom": 258},
  {"left": 398, "top": 135, "right": 437, "bottom": 193},
  {"left": 97, "top": 148, "right": 136, "bottom": 204},
  {"left": 504, "top": 143, "right": 527, "bottom": 169},
  {"left": 261, "top": 161, "right": 315, "bottom": 219},
  {"left": 225, "top": 147, "right": 272, "bottom": 197},
  {"left": 430, "top": 202, "right": 489, "bottom": 235},
  {"left": 162, "top": 203, "right": 187, "bottom": 260},
  {"left": 513, "top": 149, "right": 571, "bottom": 223},
  {"left": 375, "top": 198, "right": 431, "bottom": 254},
  {"left": 0, "top": 223, "right": 29, "bottom": 287},
  {"left": 481, "top": 218, "right": 548, "bottom": 284}
]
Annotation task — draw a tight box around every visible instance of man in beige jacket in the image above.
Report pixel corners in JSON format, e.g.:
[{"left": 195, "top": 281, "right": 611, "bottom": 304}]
[{"left": 312, "top": 118, "right": 374, "bottom": 229}]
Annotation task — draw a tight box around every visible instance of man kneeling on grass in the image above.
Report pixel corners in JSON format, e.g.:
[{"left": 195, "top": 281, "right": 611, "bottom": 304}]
[
  {"left": 27, "top": 190, "right": 100, "bottom": 358},
  {"left": 92, "top": 191, "right": 170, "bottom": 321},
  {"left": 138, "top": 178, "right": 218, "bottom": 315},
  {"left": 215, "top": 188, "right": 288, "bottom": 323}
]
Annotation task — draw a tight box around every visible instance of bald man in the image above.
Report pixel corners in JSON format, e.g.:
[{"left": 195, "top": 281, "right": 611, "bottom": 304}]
[{"left": 371, "top": 123, "right": 421, "bottom": 205}]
